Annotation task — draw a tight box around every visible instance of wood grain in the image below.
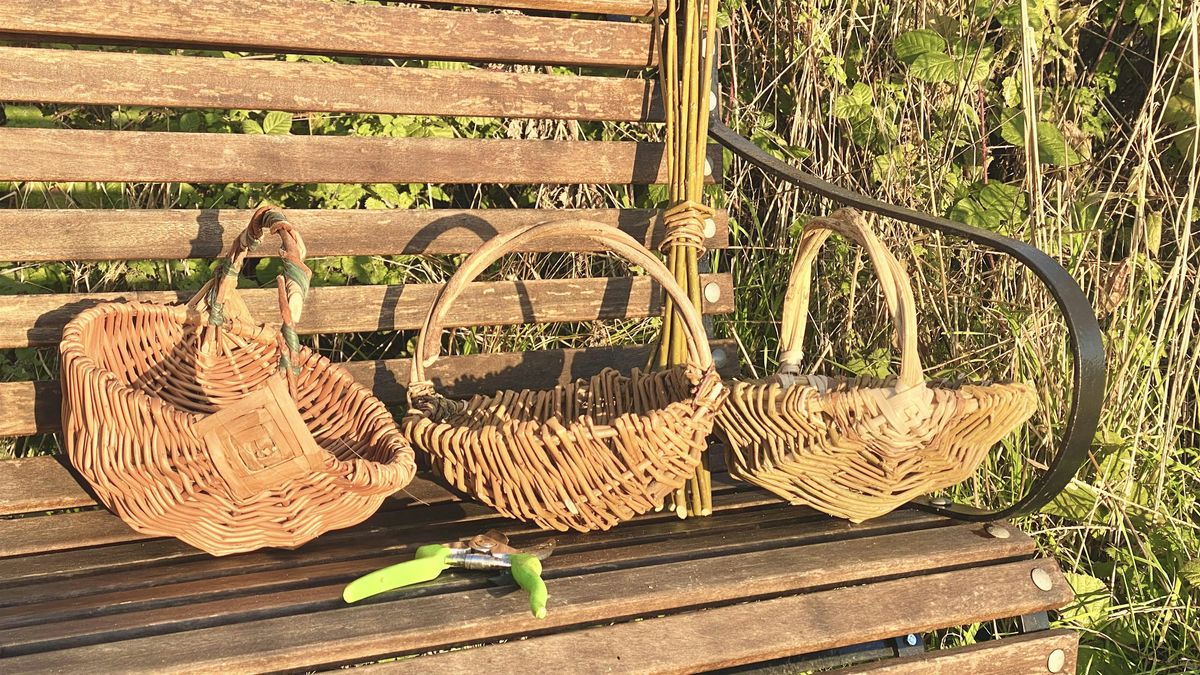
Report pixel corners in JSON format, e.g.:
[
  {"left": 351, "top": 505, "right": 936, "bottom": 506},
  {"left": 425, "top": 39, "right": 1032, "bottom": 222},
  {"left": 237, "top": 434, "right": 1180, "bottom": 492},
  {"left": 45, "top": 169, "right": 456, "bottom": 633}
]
[
  {"left": 0, "top": 273, "right": 733, "bottom": 349},
  {"left": 0, "top": 46, "right": 663, "bottom": 122},
  {"left": 0, "top": 0, "right": 656, "bottom": 67},
  {"left": 0, "top": 534, "right": 1064, "bottom": 672},
  {"left": 0, "top": 502, "right": 828, "bottom": 631},
  {"left": 367, "top": 568, "right": 1073, "bottom": 675},
  {"left": 427, "top": 1, "right": 659, "bottom": 15},
  {"left": 0, "top": 208, "right": 727, "bottom": 262},
  {"left": 831, "top": 630, "right": 1078, "bottom": 674},
  {"left": 0, "top": 336, "right": 738, "bottom": 439},
  {"left": 0, "top": 130, "right": 721, "bottom": 184}
]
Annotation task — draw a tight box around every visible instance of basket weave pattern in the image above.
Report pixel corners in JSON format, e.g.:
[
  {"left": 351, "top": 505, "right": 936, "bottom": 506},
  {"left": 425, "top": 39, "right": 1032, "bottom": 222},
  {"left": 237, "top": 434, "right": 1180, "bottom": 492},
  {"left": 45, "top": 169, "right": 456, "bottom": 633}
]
[
  {"left": 717, "top": 209, "right": 1037, "bottom": 522},
  {"left": 60, "top": 207, "right": 416, "bottom": 555},
  {"left": 403, "top": 220, "right": 727, "bottom": 532}
]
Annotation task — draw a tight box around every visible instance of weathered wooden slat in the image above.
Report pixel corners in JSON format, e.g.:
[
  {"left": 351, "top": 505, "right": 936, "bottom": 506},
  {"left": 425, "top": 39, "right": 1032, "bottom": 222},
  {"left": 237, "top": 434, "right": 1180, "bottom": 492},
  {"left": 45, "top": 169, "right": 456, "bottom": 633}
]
[
  {"left": 0, "top": 336, "right": 737, "bottom": 439},
  {"left": 0, "top": 273, "right": 733, "bottom": 349},
  {"left": 0, "top": 530, "right": 1065, "bottom": 672},
  {"left": 830, "top": 630, "right": 1078, "bottom": 674},
  {"left": 0, "top": 485, "right": 770, "bottom": 598},
  {"left": 0, "top": 477, "right": 461, "bottom": 559},
  {"left": 368, "top": 568, "right": 1073, "bottom": 675},
  {"left": 0, "top": 501, "right": 832, "bottom": 635},
  {"left": 0, "top": 130, "right": 721, "bottom": 184},
  {"left": 430, "top": 1, "right": 658, "bottom": 15},
  {"left": 0, "top": 0, "right": 656, "bottom": 68},
  {"left": 0, "top": 208, "right": 727, "bottom": 263},
  {"left": 0, "top": 456, "right": 94, "bottom": 516},
  {"left": 0, "top": 46, "right": 663, "bottom": 122}
]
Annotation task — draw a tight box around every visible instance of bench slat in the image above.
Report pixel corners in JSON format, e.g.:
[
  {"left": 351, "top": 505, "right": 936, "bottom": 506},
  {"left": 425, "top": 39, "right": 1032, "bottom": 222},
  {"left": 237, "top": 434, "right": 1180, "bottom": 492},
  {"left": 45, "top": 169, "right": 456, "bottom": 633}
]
[
  {"left": 0, "top": 208, "right": 727, "bottom": 263},
  {"left": 0, "top": 272, "right": 733, "bottom": 349},
  {"left": 0, "top": 47, "right": 662, "bottom": 122},
  {"left": 0, "top": 528, "right": 1063, "bottom": 672},
  {"left": 0, "top": 0, "right": 655, "bottom": 67},
  {"left": 0, "top": 130, "right": 720, "bottom": 184},
  {"left": 830, "top": 630, "right": 1078, "bottom": 674},
  {"left": 369, "top": 570, "right": 1073, "bottom": 675},
  {"left": 0, "top": 338, "right": 737, "bottom": 438},
  {"left": 430, "top": 1, "right": 659, "bottom": 15}
]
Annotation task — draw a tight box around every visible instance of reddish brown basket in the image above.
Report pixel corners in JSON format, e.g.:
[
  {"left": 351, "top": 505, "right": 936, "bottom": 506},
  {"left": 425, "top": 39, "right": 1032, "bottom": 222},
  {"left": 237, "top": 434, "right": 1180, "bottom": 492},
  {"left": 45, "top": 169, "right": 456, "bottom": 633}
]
[
  {"left": 716, "top": 209, "right": 1037, "bottom": 522},
  {"left": 60, "top": 207, "right": 416, "bottom": 556},
  {"left": 402, "top": 219, "right": 727, "bottom": 533}
]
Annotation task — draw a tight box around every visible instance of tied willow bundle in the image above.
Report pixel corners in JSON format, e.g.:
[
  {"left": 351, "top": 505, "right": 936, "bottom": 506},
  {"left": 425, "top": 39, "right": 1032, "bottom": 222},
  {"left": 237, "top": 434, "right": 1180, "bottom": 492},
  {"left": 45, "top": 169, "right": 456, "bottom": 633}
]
[{"left": 655, "top": 0, "right": 721, "bottom": 518}]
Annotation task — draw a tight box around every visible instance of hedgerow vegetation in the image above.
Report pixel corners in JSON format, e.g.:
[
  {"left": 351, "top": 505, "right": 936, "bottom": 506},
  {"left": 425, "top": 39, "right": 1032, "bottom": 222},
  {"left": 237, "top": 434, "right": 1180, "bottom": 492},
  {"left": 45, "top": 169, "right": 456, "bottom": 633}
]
[{"left": 1, "top": 1, "right": 1197, "bottom": 671}]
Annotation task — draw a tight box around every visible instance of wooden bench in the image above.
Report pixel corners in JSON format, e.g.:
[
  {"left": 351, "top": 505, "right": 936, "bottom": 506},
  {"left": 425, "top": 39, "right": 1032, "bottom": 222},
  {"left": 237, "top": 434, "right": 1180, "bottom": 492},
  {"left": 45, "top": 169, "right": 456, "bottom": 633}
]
[{"left": 0, "top": 1, "right": 1104, "bottom": 671}]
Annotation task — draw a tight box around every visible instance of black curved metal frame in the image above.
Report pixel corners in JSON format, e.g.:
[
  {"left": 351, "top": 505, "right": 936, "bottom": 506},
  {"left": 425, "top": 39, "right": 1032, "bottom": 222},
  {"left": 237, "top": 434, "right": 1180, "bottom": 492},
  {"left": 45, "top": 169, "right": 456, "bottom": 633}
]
[{"left": 708, "top": 119, "right": 1106, "bottom": 521}]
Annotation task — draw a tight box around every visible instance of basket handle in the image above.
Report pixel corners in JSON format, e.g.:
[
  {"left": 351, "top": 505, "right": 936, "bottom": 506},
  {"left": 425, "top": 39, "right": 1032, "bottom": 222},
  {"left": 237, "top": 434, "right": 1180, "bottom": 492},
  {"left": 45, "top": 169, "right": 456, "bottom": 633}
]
[
  {"left": 189, "top": 206, "right": 312, "bottom": 373},
  {"left": 779, "top": 208, "right": 924, "bottom": 390},
  {"left": 408, "top": 219, "right": 714, "bottom": 405}
]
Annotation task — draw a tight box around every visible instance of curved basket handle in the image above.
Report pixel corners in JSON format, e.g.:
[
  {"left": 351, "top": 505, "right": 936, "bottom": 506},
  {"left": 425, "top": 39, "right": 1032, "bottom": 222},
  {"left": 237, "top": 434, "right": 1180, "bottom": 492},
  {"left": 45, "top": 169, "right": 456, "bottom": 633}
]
[
  {"left": 408, "top": 219, "right": 714, "bottom": 405},
  {"left": 189, "top": 206, "right": 312, "bottom": 372},
  {"left": 779, "top": 208, "right": 924, "bottom": 391}
]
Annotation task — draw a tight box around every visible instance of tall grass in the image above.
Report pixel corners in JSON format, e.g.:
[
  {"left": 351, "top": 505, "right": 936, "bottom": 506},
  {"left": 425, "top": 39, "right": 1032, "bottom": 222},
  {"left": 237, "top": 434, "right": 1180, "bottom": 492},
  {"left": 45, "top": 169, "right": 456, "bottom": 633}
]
[{"left": 718, "top": 0, "right": 1199, "bottom": 670}]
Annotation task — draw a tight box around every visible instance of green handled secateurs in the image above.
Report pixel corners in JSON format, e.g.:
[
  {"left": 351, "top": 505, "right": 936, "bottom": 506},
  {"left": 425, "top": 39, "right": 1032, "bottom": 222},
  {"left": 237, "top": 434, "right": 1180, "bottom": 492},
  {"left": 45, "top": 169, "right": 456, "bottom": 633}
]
[{"left": 342, "top": 530, "right": 554, "bottom": 618}]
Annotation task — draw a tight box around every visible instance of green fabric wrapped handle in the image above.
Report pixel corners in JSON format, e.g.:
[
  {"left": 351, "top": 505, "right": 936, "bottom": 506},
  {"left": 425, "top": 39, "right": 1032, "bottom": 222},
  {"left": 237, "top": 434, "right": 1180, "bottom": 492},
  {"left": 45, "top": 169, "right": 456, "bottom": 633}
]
[{"left": 510, "top": 553, "right": 548, "bottom": 619}]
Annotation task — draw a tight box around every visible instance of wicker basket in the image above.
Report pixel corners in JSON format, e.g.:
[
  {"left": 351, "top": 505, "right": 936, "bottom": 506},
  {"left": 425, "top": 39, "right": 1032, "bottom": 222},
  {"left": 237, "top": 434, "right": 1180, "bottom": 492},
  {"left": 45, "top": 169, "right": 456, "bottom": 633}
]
[
  {"left": 716, "top": 208, "right": 1037, "bottom": 522},
  {"left": 60, "top": 206, "right": 417, "bottom": 556},
  {"left": 402, "top": 220, "right": 727, "bottom": 532}
]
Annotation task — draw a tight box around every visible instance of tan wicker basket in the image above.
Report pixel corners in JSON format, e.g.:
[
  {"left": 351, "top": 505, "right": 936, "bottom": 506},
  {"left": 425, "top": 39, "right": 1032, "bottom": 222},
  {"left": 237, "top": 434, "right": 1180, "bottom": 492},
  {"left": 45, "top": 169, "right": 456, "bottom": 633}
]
[
  {"left": 60, "top": 206, "right": 417, "bottom": 556},
  {"left": 402, "top": 219, "right": 728, "bottom": 532},
  {"left": 716, "top": 208, "right": 1037, "bottom": 522}
]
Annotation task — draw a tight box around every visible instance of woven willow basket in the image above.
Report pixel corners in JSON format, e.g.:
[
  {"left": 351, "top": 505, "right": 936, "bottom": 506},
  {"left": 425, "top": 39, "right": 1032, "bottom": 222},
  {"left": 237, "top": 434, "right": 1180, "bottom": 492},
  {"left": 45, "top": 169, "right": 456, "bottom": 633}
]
[
  {"left": 403, "top": 220, "right": 728, "bottom": 533},
  {"left": 60, "top": 207, "right": 417, "bottom": 556},
  {"left": 716, "top": 208, "right": 1037, "bottom": 522}
]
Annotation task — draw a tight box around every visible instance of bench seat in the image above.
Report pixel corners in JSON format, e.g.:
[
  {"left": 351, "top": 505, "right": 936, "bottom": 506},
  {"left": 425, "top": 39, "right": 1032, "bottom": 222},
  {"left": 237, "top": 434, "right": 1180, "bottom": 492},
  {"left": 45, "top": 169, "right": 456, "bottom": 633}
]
[{"left": 0, "top": 457, "right": 1075, "bottom": 673}]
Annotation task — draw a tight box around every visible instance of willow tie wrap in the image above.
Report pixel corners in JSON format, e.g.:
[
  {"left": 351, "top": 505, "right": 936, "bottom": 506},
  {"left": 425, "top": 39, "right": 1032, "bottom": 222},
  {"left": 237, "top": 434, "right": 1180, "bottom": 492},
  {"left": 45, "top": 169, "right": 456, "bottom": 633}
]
[
  {"left": 660, "top": 200, "right": 714, "bottom": 252},
  {"left": 60, "top": 206, "right": 417, "bottom": 556},
  {"left": 403, "top": 219, "right": 727, "bottom": 533},
  {"left": 715, "top": 208, "right": 1038, "bottom": 522}
]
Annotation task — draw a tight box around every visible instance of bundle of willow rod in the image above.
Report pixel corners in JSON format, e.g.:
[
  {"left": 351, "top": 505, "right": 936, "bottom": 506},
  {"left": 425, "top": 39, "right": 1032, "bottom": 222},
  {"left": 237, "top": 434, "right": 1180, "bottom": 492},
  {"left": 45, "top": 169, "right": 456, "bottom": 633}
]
[{"left": 655, "top": 0, "right": 721, "bottom": 518}]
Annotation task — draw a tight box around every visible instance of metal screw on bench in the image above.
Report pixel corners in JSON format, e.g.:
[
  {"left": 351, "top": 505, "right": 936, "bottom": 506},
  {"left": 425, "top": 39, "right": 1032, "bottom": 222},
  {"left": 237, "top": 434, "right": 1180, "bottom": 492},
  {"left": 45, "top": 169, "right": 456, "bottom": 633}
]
[
  {"left": 712, "top": 348, "right": 728, "bottom": 369},
  {"left": 704, "top": 282, "right": 722, "bottom": 304},
  {"left": 1031, "top": 567, "right": 1054, "bottom": 591},
  {"left": 904, "top": 634, "right": 918, "bottom": 647},
  {"left": 985, "top": 523, "right": 1010, "bottom": 539},
  {"left": 1047, "top": 648, "right": 1066, "bottom": 672},
  {"left": 930, "top": 497, "right": 951, "bottom": 507}
]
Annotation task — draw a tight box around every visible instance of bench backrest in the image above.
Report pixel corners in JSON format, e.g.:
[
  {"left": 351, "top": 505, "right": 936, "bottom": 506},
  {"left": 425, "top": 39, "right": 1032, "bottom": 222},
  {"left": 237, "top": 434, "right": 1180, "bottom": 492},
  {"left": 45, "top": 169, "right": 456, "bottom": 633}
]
[{"left": 0, "top": 1, "right": 737, "bottom": 517}]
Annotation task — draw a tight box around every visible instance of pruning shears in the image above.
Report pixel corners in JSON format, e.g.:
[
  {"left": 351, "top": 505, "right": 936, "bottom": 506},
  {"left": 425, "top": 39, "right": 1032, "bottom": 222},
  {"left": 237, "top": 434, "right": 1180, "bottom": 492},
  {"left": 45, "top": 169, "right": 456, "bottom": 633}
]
[{"left": 342, "top": 530, "right": 555, "bottom": 618}]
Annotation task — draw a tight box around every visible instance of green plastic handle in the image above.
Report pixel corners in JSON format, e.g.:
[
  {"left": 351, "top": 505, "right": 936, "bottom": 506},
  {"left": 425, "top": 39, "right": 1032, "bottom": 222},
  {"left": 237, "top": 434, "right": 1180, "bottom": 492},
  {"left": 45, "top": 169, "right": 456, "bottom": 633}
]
[
  {"left": 342, "top": 544, "right": 452, "bottom": 604},
  {"left": 510, "top": 553, "right": 548, "bottom": 619}
]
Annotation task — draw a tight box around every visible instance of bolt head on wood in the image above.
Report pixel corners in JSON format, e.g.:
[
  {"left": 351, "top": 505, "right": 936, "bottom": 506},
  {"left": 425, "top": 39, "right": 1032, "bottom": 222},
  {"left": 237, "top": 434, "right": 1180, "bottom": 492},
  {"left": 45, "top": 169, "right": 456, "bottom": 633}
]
[
  {"left": 930, "top": 496, "right": 951, "bottom": 506},
  {"left": 904, "top": 633, "right": 918, "bottom": 646},
  {"left": 712, "top": 348, "right": 727, "bottom": 367},
  {"left": 704, "top": 282, "right": 722, "bottom": 304},
  {"left": 709, "top": 91, "right": 718, "bottom": 112},
  {"left": 985, "top": 523, "right": 1010, "bottom": 539},
  {"left": 703, "top": 218, "right": 717, "bottom": 238},
  {"left": 704, "top": 158, "right": 713, "bottom": 177},
  {"left": 1031, "top": 567, "right": 1054, "bottom": 591},
  {"left": 1047, "top": 648, "right": 1066, "bottom": 672}
]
